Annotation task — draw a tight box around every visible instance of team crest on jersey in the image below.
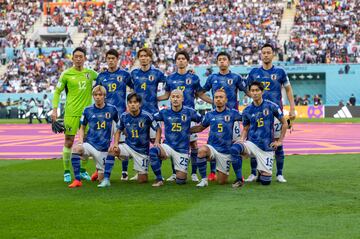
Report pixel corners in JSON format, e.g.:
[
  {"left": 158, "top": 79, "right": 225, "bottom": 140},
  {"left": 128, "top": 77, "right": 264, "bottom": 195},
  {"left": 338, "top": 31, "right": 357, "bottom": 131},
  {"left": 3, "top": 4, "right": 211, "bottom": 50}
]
[
  {"left": 149, "top": 75, "right": 155, "bottom": 81},
  {"left": 186, "top": 78, "right": 192, "bottom": 85},
  {"left": 263, "top": 108, "right": 269, "bottom": 116},
  {"left": 117, "top": 76, "right": 123, "bottom": 82},
  {"left": 271, "top": 74, "right": 277, "bottom": 81},
  {"left": 224, "top": 115, "right": 231, "bottom": 122},
  {"left": 181, "top": 114, "right": 187, "bottom": 121},
  {"left": 85, "top": 73, "right": 90, "bottom": 80},
  {"left": 139, "top": 121, "right": 145, "bottom": 128},
  {"left": 227, "top": 79, "right": 233, "bottom": 85},
  {"left": 105, "top": 112, "right": 111, "bottom": 119}
]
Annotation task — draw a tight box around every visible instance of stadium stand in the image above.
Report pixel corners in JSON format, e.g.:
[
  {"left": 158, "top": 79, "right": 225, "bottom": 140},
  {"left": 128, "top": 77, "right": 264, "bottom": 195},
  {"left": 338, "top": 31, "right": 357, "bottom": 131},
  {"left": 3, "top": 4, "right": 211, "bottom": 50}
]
[
  {"left": 285, "top": 0, "right": 360, "bottom": 64},
  {"left": 152, "top": 0, "right": 284, "bottom": 74}
]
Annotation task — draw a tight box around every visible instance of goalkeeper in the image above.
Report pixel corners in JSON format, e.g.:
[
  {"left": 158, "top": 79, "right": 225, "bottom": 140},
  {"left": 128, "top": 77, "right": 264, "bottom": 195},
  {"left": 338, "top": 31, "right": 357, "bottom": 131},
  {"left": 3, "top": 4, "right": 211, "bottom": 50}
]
[{"left": 52, "top": 47, "right": 98, "bottom": 183}]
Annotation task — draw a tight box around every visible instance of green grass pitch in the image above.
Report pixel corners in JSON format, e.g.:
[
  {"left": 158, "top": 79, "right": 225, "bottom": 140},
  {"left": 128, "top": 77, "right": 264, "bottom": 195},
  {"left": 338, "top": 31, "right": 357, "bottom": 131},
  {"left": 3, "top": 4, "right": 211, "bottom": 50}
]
[{"left": 1, "top": 154, "right": 359, "bottom": 239}]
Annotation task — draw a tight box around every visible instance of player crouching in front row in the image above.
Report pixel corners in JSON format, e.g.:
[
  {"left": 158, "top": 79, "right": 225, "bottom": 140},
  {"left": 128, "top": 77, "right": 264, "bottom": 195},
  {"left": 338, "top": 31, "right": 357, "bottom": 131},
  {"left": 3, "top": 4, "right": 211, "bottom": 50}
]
[
  {"left": 98, "top": 93, "right": 161, "bottom": 187},
  {"left": 150, "top": 89, "right": 202, "bottom": 187},
  {"left": 69, "top": 85, "right": 119, "bottom": 188},
  {"left": 190, "top": 89, "right": 244, "bottom": 188},
  {"left": 230, "top": 81, "right": 288, "bottom": 186}
]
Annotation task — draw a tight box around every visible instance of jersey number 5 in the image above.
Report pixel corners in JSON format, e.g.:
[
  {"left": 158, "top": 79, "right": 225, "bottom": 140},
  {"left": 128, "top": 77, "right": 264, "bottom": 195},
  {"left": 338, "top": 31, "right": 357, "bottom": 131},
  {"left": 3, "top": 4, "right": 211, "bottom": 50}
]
[{"left": 217, "top": 123, "right": 223, "bottom": 132}]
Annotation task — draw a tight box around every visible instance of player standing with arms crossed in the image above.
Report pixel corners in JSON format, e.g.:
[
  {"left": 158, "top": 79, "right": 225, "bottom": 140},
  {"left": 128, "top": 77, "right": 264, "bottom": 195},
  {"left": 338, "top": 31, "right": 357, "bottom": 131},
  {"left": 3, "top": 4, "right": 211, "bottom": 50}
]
[{"left": 52, "top": 47, "right": 98, "bottom": 183}]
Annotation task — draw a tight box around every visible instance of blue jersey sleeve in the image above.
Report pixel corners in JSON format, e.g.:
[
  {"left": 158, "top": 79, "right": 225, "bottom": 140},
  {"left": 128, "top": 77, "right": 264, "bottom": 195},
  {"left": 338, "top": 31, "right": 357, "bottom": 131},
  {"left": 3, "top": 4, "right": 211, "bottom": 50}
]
[
  {"left": 272, "top": 103, "right": 284, "bottom": 121},
  {"left": 246, "top": 68, "right": 256, "bottom": 84},
  {"left": 242, "top": 109, "right": 250, "bottom": 127},
  {"left": 153, "top": 111, "right": 163, "bottom": 122},
  {"left": 191, "top": 109, "right": 202, "bottom": 123},
  {"left": 232, "top": 109, "right": 242, "bottom": 121},
  {"left": 113, "top": 108, "right": 119, "bottom": 123},
  {"left": 124, "top": 72, "right": 133, "bottom": 89},
  {"left": 117, "top": 114, "right": 125, "bottom": 131},
  {"left": 203, "top": 75, "right": 212, "bottom": 91},
  {"left": 201, "top": 112, "right": 210, "bottom": 127},
  {"left": 164, "top": 77, "right": 170, "bottom": 92},
  {"left": 80, "top": 109, "right": 88, "bottom": 126},
  {"left": 236, "top": 74, "right": 247, "bottom": 92},
  {"left": 159, "top": 71, "right": 166, "bottom": 83},
  {"left": 193, "top": 75, "right": 203, "bottom": 92},
  {"left": 279, "top": 69, "right": 290, "bottom": 87}
]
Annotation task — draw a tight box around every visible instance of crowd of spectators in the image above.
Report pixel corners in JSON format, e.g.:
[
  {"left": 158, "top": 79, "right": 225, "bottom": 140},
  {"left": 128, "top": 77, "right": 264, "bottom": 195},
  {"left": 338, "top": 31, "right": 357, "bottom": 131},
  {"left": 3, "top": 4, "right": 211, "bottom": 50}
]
[
  {"left": 294, "top": 94, "right": 323, "bottom": 106},
  {"left": 285, "top": 0, "right": 360, "bottom": 64},
  {"left": 152, "top": 0, "right": 284, "bottom": 74},
  {"left": 0, "top": 0, "right": 41, "bottom": 48},
  {"left": 0, "top": 48, "right": 72, "bottom": 93}
]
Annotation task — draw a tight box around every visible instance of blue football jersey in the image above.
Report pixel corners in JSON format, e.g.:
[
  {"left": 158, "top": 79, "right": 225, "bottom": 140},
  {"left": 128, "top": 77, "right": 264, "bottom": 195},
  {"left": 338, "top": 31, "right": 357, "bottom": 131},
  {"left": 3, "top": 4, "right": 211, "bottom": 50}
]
[
  {"left": 201, "top": 108, "right": 242, "bottom": 154},
  {"left": 203, "top": 72, "right": 247, "bottom": 109},
  {"left": 131, "top": 66, "right": 166, "bottom": 114},
  {"left": 247, "top": 66, "right": 290, "bottom": 108},
  {"left": 154, "top": 106, "right": 202, "bottom": 153},
  {"left": 81, "top": 103, "right": 119, "bottom": 152},
  {"left": 117, "top": 110, "right": 159, "bottom": 155},
  {"left": 242, "top": 100, "right": 284, "bottom": 152},
  {"left": 165, "top": 72, "right": 203, "bottom": 109},
  {"left": 96, "top": 68, "right": 133, "bottom": 114}
]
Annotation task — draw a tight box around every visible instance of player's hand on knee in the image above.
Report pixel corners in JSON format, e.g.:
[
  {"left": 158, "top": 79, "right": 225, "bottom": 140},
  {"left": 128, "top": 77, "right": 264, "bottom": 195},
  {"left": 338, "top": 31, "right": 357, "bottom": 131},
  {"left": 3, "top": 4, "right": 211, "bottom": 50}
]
[{"left": 270, "top": 140, "right": 282, "bottom": 149}]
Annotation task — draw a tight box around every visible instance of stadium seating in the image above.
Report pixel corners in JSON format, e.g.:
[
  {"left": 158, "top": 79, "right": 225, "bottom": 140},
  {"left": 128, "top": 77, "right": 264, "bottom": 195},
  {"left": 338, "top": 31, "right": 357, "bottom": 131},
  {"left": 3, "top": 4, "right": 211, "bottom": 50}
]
[
  {"left": 286, "top": 0, "right": 360, "bottom": 64},
  {"left": 0, "top": 1, "right": 41, "bottom": 48},
  {"left": 153, "top": 0, "right": 284, "bottom": 74}
]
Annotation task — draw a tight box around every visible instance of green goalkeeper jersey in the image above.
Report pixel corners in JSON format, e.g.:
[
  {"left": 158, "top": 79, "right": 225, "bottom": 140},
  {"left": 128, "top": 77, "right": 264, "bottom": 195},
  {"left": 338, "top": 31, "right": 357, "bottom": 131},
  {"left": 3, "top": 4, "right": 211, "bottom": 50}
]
[{"left": 52, "top": 67, "right": 98, "bottom": 117}]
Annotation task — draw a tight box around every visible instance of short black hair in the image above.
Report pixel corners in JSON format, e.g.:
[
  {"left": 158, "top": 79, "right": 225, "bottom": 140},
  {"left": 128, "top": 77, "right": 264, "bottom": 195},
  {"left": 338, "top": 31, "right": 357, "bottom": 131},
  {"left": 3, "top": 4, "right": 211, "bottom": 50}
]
[
  {"left": 106, "top": 49, "right": 119, "bottom": 58},
  {"left": 72, "top": 47, "right": 86, "bottom": 56},
  {"left": 216, "top": 52, "right": 231, "bottom": 61},
  {"left": 127, "top": 92, "right": 142, "bottom": 104},
  {"left": 261, "top": 43, "right": 275, "bottom": 52},
  {"left": 175, "top": 50, "right": 190, "bottom": 61},
  {"left": 249, "top": 81, "right": 264, "bottom": 91}
]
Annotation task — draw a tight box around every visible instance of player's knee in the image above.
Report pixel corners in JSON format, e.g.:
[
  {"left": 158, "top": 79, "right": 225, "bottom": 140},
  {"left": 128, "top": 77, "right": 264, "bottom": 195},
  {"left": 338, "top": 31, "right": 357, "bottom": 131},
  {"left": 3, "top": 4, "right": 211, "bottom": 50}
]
[
  {"left": 176, "top": 177, "right": 186, "bottom": 185},
  {"left": 259, "top": 174, "right": 272, "bottom": 185},
  {"left": 149, "top": 147, "right": 160, "bottom": 159},
  {"left": 230, "top": 143, "right": 244, "bottom": 157},
  {"left": 72, "top": 145, "right": 83, "bottom": 154},
  {"left": 190, "top": 141, "right": 198, "bottom": 149},
  {"left": 198, "top": 146, "right": 208, "bottom": 158}
]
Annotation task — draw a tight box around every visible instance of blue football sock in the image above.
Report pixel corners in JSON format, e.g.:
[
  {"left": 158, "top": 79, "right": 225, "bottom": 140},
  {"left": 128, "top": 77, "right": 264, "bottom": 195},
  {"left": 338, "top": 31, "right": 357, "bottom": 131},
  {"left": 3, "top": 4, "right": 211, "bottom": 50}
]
[
  {"left": 250, "top": 157, "right": 257, "bottom": 176},
  {"left": 104, "top": 155, "right": 115, "bottom": 179},
  {"left": 230, "top": 144, "right": 244, "bottom": 180},
  {"left": 71, "top": 153, "right": 81, "bottom": 181},
  {"left": 150, "top": 147, "right": 163, "bottom": 181},
  {"left": 122, "top": 157, "right": 129, "bottom": 173},
  {"left": 171, "top": 159, "right": 176, "bottom": 175},
  {"left": 275, "top": 145, "right": 285, "bottom": 176},
  {"left": 190, "top": 148, "right": 198, "bottom": 174},
  {"left": 210, "top": 160, "right": 216, "bottom": 173},
  {"left": 197, "top": 157, "right": 207, "bottom": 179}
]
